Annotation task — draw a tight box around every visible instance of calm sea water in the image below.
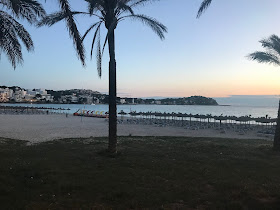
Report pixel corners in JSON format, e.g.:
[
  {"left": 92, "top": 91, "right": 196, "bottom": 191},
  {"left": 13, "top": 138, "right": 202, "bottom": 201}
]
[{"left": 1, "top": 103, "right": 278, "bottom": 118}]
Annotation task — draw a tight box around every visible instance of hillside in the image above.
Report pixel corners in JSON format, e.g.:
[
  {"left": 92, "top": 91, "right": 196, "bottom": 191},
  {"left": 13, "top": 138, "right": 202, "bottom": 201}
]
[{"left": 159, "top": 96, "right": 218, "bottom": 105}]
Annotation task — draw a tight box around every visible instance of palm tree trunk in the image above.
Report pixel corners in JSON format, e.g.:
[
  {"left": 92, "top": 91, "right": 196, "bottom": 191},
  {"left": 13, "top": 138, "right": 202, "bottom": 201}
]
[
  {"left": 274, "top": 100, "right": 280, "bottom": 151},
  {"left": 108, "top": 29, "right": 117, "bottom": 153}
]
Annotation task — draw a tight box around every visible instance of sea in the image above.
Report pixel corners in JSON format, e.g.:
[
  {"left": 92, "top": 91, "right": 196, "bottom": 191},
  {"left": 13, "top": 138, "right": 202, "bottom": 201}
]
[{"left": 1, "top": 95, "right": 279, "bottom": 118}]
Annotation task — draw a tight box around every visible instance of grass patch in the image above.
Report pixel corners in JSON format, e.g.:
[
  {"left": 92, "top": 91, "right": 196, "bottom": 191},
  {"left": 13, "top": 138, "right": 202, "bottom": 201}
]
[{"left": 1, "top": 137, "right": 280, "bottom": 209}]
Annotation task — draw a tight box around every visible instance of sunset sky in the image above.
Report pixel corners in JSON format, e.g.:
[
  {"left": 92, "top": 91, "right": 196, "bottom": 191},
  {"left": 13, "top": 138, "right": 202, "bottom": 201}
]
[{"left": 1, "top": 0, "right": 280, "bottom": 98}]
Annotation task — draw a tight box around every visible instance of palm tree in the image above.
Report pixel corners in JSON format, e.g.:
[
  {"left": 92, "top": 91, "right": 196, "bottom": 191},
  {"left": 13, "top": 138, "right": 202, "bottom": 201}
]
[
  {"left": 248, "top": 34, "right": 280, "bottom": 150},
  {"left": 0, "top": 0, "right": 46, "bottom": 69},
  {"left": 39, "top": 0, "right": 167, "bottom": 153}
]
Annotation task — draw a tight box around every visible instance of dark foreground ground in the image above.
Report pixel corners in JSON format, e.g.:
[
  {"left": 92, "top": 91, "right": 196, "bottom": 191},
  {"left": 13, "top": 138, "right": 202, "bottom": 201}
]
[{"left": 1, "top": 137, "right": 280, "bottom": 209}]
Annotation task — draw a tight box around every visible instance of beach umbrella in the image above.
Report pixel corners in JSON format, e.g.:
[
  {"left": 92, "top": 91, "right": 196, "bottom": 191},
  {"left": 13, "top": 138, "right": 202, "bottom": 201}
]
[
  {"left": 144, "top": 111, "right": 152, "bottom": 119},
  {"left": 255, "top": 117, "right": 272, "bottom": 128},
  {"left": 185, "top": 113, "right": 193, "bottom": 125},
  {"left": 171, "top": 112, "right": 177, "bottom": 121},
  {"left": 149, "top": 111, "right": 156, "bottom": 119},
  {"left": 193, "top": 114, "right": 202, "bottom": 125},
  {"left": 150, "top": 111, "right": 157, "bottom": 119},
  {"left": 214, "top": 115, "right": 227, "bottom": 128},
  {"left": 199, "top": 114, "right": 207, "bottom": 123},
  {"left": 238, "top": 115, "right": 252, "bottom": 126},
  {"left": 154, "top": 112, "right": 162, "bottom": 119},
  {"left": 176, "top": 112, "right": 185, "bottom": 125},
  {"left": 168, "top": 112, "right": 174, "bottom": 121},
  {"left": 206, "top": 114, "right": 212, "bottom": 127},
  {"left": 118, "top": 110, "right": 127, "bottom": 115},
  {"left": 181, "top": 113, "right": 189, "bottom": 124},
  {"left": 140, "top": 111, "right": 146, "bottom": 119},
  {"left": 161, "top": 112, "right": 169, "bottom": 121},
  {"left": 129, "top": 111, "right": 137, "bottom": 118},
  {"left": 150, "top": 112, "right": 154, "bottom": 119},
  {"left": 137, "top": 111, "right": 144, "bottom": 119}
]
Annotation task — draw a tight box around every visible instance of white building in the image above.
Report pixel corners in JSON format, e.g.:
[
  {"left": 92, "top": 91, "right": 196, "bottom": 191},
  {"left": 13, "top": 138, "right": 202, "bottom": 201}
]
[
  {"left": 0, "top": 88, "right": 10, "bottom": 102},
  {"left": 120, "top": 98, "right": 126, "bottom": 104},
  {"left": 27, "top": 89, "right": 36, "bottom": 96},
  {"left": 71, "top": 96, "right": 78, "bottom": 103},
  {"left": 12, "top": 89, "right": 27, "bottom": 102},
  {"left": 41, "top": 94, "right": 54, "bottom": 102},
  {"left": 25, "top": 89, "right": 53, "bottom": 102},
  {"left": 94, "top": 98, "right": 100, "bottom": 104},
  {"left": 27, "top": 88, "right": 47, "bottom": 96},
  {"left": 14, "top": 92, "right": 23, "bottom": 102},
  {"left": 86, "top": 96, "right": 93, "bottom": 104},
  {"left": 9, "top": 89, "right": 14, "bottom": 98}
]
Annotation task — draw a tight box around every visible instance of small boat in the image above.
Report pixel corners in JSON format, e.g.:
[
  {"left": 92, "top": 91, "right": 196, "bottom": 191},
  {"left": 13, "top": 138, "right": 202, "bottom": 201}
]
[{"left": 91, "top": 103, "right": 95, "bottom": 105}]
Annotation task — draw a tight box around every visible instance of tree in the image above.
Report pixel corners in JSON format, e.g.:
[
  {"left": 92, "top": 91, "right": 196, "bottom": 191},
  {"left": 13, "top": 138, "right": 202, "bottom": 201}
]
[
  {"left": 248, "top": 34, "right": 280, "bottom": 150},
  {"left": 39, "top": 0, "right": 167, "bottom": 153},
  {"left": 0, "top": 0, "right": 46, "bottom": 69},
  {"left": 35, "top": 93, "right": 42, "bottom": 99},
  {"left": 196, "top": 1, "right": 280, "bottom": 150}
]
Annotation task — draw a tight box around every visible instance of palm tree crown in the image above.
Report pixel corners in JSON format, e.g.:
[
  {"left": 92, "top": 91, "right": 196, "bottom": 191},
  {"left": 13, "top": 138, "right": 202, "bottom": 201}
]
[
  {"left": 248, "top": 34, "right": 280, "bottom": 150},
  {"left": 0, "top": 0, "right": 46, "bottom": 68},
  {"left": 248, "top": 35, "right": 280, "bottom": 66},
  {"left": 39, "top": 0, "right": 167, "bottom": 76}
]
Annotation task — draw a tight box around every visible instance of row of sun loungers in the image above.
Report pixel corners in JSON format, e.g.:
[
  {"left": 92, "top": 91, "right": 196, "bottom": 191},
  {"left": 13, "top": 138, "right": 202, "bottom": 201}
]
[{"left": 116, "top": 118, "right": 275, "bottom": 136}]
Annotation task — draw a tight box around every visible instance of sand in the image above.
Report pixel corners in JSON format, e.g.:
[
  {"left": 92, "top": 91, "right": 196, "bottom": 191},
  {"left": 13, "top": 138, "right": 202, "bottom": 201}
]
[{"left": 0, "top": 114, "right": 273, "bottom": 143}]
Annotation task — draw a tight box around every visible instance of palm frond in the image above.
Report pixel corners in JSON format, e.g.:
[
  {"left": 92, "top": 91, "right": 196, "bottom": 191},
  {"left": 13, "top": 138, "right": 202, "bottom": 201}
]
[
  {"left": 1, "top": 11, "right": 34, "bottom": 51},
  {"left": 102, "top": 18, "right": 118, "bottom": 55},
  {"left": 11, "top": 18, "right": 34, "bottom": 51},
  {"left": 0, "top": 25, "right": 23, "bottom": 69},
  {"left": 82, "top": 21, "right": 102, "bottom": 41},
  {"left": 102, "top": 33, "right": 108, "bottom": 55},
  {"left": 259, "top": 34, "right": 280, "bottom": 56},
  {"left": 37, "top": 11, "right": 87, "bottom": 27},
  {"left": 0, "top": 0, "right": 46, "bottom": 23},
  {"left": 247, "top": 51, "right": 280, "bottom": 66},
  {"left": 84, "top": 0, "right": 105, "bottom": 16},
  {"left": 57, "top": 0, "right": 85, "bottom": 66},
  {"left": 116, "top": 1, "right": 134, "bottom": 15},
  {"left": 0, "top": 10, "right": 34, "bottom": 69},
  {"left": 128, "top": 0, "right": 159, "bottom": 8},
  {"left": 197, "top": 0, "right": 212, "bottom": 18},
  {"left": 120, "top": 14, "right": 167, "bottom": 40},
  {"left": 90, "top": 22, "right": 102, "bottom": 59}
]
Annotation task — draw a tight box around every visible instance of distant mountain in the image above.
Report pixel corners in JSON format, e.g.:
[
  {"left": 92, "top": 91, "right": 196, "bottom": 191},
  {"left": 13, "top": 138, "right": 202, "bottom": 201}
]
[{"left": 158, "top": 96, "right": 218, "bottom": 105}]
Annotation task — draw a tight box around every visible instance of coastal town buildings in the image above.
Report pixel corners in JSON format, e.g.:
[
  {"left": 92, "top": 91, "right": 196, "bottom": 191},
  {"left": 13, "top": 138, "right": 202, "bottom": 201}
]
[
  {"left": 0, "top": 86, "right": 218, "bottom": 105},
  {"left": 0, "top": 88, "right": 13, "bottom": 102},
  {"left": 0, "top": 87, "right": 54, "bottom": 103},
  {"left": 155, "top": 100, "right": 161, "bottom": 105}
]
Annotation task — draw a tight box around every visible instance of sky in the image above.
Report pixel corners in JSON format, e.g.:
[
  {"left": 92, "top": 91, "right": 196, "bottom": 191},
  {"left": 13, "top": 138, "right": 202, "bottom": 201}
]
[{"left": 1, "top": 0, "right": 280, "bottom": 98}]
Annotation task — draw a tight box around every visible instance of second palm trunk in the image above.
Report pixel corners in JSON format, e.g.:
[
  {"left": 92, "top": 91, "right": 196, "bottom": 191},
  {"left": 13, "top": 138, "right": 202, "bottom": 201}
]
[
  {"left": 108, "top": 30, "right": 117, "bottom": 153},
  {"left": 274, "top": 100, "right": 280, "bottom": 151}
]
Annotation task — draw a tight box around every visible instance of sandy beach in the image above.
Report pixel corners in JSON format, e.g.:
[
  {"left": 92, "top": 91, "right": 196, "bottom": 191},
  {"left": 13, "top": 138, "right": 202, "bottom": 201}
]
[{"left": 0, "top": 114, "right": 273, "bottom": 143}]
